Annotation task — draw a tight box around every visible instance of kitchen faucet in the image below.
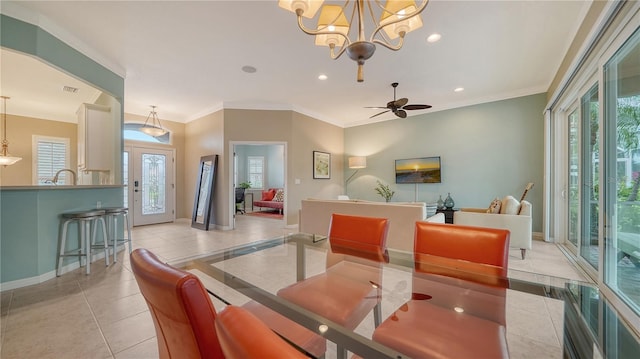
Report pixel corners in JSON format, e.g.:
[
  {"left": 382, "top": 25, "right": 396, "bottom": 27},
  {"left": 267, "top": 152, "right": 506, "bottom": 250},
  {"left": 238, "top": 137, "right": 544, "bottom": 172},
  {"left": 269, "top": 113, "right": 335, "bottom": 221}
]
[{"left": 52, "top": 169, "right": 77, "bottom": 185}]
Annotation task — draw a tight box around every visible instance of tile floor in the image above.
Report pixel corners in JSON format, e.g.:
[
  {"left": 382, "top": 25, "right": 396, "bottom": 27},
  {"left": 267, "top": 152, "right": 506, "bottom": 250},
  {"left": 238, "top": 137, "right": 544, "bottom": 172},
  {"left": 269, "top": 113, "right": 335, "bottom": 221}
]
[{"left": 0, "top": 216, "right": 590, "bottom": 359}]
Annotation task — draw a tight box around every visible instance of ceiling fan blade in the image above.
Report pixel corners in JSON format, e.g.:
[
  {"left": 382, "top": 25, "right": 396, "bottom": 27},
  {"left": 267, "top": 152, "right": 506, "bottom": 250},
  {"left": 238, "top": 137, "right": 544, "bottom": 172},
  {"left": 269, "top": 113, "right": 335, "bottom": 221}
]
[
  {"left": 364, "top": 106, "right": 390, "bottom": 109},
  {"left": 396, "top": 110, "right": 407, "bottom": 118},
  {"left": 393, "top": 98, "right": 409, "bottom": 107},
  {"left": 370, "top": 110, "right": 390, "bottom": 118},
  {"left": 403, "top": 104, "right": 432, "bottom": 110}
]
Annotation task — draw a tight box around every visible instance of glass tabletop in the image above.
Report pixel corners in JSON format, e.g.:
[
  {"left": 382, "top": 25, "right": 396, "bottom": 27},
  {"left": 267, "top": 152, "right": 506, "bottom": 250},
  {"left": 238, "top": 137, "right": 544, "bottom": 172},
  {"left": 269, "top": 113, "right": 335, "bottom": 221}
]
[{"left": 180, "top": 233, "right": 640, "bottom": 359}]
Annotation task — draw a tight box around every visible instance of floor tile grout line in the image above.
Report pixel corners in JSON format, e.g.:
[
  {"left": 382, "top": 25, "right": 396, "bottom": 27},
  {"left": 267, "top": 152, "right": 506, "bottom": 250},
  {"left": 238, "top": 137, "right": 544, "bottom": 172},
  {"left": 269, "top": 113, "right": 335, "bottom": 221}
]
[{"left": 79, "top": 280, "right": 116, "bottom": 359}]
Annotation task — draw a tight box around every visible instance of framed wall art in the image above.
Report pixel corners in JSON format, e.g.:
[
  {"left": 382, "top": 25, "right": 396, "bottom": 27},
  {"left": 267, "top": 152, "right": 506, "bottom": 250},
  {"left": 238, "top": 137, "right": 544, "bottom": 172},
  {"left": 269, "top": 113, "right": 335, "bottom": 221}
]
[{"left": 313, "top": 151, "right": 330, "bottom": 179}]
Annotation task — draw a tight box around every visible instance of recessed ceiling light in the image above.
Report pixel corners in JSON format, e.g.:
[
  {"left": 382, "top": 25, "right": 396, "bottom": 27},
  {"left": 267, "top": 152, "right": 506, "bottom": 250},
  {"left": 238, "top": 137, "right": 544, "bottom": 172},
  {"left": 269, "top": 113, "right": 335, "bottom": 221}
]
[
  {"left": 454, "top": 87, "right": 464, "bottom": 92},
  {"left": 427, "top": 33, "right": 441, "bottom": 43},
  {"left": 241, "top": 65, "right": 257, "bottom": 74},
  {"left": 318, "top": 74, "right": 328, "bottom": 80}
]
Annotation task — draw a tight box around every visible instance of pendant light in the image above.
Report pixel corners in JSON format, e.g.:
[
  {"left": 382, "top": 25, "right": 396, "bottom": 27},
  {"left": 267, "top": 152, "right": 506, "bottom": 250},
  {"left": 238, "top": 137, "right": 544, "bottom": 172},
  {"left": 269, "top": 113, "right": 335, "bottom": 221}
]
[
  {"left": 140, "top": 105, "right": 167, "bottom": 137},
  {"left": 0, "top": 96, "right": 22, "bottom": 166}
]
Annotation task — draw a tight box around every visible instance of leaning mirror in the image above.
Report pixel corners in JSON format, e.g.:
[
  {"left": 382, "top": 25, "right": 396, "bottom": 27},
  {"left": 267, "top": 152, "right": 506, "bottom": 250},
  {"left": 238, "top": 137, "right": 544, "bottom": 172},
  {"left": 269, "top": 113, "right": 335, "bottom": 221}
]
[{"left": 192, "top": 154, "right": 218, "bottom": 230}]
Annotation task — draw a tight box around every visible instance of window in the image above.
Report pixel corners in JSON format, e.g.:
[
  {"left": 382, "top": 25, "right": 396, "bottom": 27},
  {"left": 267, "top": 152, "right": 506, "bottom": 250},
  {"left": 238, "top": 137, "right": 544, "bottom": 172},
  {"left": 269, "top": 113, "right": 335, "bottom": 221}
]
[
  {"left": 248, "top": 156, "right": 264, "bottom": 189},
  {"left": 604, "top": 27, "right": 640, "bottom": 315},
  {"left": 32, "top": 136, "right": 70, "bottom": 185}
]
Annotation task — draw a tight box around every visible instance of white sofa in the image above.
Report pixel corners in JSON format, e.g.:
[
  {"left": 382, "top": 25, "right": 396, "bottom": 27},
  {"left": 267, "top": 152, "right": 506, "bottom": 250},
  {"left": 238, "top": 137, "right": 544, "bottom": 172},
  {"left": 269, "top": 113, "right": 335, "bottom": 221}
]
[
  {"left": 299, "top": 199, "right": 444, "bottom": 252},
  {"left": 453, "top": 208, "right": 532, "bottom": 259}
]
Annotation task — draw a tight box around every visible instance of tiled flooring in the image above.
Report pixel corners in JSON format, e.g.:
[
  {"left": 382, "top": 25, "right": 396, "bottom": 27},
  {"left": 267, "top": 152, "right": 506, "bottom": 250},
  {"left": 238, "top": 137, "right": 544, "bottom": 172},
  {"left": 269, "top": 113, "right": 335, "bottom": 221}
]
[{"left": 0, "top": 216, "right": 589, "bottom": 359}]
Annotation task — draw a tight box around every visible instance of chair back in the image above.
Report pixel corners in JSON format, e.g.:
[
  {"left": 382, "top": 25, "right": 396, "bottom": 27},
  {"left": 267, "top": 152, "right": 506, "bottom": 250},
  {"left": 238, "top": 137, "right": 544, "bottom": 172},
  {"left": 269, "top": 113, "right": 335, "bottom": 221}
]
[
  {"left": 328, "top": 213, "right": 389, "bottom": 262},
  {"left": 414, "top": 222, "right": 510, "bottom": 279},
  {"left": 130, "top": 248, "right": 224, "bottom": 359},
  {"left": 234, "top": 188, "right": 245, "bottom": 204}
]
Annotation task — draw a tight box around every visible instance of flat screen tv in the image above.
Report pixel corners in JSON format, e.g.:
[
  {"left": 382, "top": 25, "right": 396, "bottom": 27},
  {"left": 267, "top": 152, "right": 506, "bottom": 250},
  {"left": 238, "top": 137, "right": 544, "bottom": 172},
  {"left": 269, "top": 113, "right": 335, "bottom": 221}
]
[{"left": 395, "top": 156, "right": 441, "bottom": 183}]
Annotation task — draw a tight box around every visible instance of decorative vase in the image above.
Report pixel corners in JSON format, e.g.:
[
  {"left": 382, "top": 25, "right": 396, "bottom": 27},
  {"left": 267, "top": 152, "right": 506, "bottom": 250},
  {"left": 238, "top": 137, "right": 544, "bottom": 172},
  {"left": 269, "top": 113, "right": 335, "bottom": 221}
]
[
  {"left": 437, "top": 195, "right": 444, "bottom": 209},
  {"left": 444, "top": 192, "right": 455, "bottom": 209}
]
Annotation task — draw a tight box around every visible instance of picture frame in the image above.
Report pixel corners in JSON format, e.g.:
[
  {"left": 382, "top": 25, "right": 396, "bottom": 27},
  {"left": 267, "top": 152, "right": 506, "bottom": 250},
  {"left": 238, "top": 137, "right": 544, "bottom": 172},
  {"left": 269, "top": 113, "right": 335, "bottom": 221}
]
[{"left": 313, "top": 151, "right": 331, "bottom": 179}]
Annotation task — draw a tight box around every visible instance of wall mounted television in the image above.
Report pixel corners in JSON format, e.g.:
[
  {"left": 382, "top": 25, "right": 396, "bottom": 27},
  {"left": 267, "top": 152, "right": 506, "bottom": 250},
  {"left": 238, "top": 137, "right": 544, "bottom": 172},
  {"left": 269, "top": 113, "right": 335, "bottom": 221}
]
[{"left": 395, "top": 156, "right": 441, "bottom": 183}]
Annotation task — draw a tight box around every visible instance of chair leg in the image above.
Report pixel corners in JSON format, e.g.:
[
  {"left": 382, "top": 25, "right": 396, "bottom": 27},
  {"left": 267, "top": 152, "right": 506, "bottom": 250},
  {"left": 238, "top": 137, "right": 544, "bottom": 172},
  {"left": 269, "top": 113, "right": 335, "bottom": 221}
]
[
  {"left": 521, "top": 248, "right": 526, "bottom": 259},
  {"left": 56, "top": 220, "right": 71, "bottom": 277}
]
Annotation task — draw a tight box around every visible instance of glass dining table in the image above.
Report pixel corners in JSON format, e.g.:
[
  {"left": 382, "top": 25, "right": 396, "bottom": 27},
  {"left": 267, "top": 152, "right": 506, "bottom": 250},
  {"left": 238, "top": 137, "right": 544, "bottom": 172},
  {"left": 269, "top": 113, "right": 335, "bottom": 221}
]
[{"left": 179, "top": 233, "right": 640, "bottom": 359}]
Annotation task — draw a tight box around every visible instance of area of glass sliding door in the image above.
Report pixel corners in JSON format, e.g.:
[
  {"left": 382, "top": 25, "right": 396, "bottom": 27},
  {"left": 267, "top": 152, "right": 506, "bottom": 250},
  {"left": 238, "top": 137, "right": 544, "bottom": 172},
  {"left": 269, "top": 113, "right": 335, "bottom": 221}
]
[
  {"left": 580, "top": 85, "right": 600, "bottom": 270},
  {"left": 568, "top": 108, "right": 580, "bottom": 249},
  {"left": 603, "top": 28, "right": 640, "bottom": 316}
]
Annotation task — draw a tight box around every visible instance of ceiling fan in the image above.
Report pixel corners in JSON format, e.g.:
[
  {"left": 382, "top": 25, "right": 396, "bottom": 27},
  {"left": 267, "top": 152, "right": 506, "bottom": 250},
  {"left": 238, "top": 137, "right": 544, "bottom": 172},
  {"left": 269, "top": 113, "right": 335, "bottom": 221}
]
[{"left": 366, "top": 82, "right": 432, "bottom": 119}]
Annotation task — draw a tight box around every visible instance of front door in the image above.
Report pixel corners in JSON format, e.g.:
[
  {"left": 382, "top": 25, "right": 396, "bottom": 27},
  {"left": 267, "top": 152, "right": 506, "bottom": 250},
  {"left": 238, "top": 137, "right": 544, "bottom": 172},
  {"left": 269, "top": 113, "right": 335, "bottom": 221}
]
[{"left": 125, "top": 146, "right": 175, "bottom": 226}]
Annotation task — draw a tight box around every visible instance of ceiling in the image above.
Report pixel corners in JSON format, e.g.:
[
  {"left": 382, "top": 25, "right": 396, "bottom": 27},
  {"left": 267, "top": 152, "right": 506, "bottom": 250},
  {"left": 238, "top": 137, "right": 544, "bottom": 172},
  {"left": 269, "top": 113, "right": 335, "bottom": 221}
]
[{"left": 2, "top": 1, "right": 591, "bottom": 127}]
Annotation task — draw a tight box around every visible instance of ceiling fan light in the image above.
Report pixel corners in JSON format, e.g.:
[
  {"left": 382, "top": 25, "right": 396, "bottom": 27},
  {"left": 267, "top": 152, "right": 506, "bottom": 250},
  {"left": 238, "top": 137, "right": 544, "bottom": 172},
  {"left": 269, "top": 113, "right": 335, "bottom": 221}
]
[
  {"left": 278, "top": 0, "right": 324, "bottom": 18},
  {"left": 379, "top": 1, "right": 423, "bottom": 39},
  {"left": 314, "top": 5, "right": 349, "bottom": 47}
]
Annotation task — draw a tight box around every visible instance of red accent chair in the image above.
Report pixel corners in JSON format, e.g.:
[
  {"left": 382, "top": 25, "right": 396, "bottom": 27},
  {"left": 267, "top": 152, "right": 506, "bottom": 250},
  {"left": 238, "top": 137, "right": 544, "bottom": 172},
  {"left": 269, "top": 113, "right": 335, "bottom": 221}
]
[
  {"left": 372, "top": 222, "right": 510, "bottom": 359},
  {"left": 130, "top": 248, "right": 306, "bottom": 359},
  {"left": 277, "top": 214, "right": 389, "bottom": 357}
]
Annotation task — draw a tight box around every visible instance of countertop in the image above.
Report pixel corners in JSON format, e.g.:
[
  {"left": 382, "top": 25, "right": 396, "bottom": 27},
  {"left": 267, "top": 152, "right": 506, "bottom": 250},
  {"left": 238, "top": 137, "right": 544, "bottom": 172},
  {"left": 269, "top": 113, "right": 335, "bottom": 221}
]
[{"left": 0, "top": 185, "right": 125, "bottom": 190}]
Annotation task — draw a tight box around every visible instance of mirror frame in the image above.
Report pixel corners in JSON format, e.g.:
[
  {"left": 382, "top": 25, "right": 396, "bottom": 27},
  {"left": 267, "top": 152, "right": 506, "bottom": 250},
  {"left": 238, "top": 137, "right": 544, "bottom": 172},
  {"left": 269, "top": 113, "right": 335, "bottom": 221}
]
[{"left": 191, "top": 154, "right": 218, "bottom": 230}]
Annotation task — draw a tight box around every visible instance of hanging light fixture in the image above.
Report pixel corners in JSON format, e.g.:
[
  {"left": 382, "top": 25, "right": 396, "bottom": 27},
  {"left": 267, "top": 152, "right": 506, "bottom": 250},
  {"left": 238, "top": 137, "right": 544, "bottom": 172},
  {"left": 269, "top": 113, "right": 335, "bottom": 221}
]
[
  {"left": 278, "top": 0, "right": 429, "bottom": 82},
  {"left": 140, "top": 105, "right": 167, "bottom": 137},
  {"left": 0, "top": 96, "right": 22, "bottom": 166}
]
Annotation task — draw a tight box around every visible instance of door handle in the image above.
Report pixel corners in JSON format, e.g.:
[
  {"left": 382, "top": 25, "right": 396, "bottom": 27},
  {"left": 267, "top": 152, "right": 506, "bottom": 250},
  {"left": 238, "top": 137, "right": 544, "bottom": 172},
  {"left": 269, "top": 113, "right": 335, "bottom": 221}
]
[{"left": 134, "top": 180, "right": 139, "bottom": 192}]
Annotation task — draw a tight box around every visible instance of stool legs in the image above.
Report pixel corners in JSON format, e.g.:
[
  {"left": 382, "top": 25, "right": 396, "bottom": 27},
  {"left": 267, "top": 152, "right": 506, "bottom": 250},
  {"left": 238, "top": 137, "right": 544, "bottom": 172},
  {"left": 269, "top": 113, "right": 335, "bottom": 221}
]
[
  {"left": 107, "top": 211, "right": 132, "bottom": 263},
  {"left": 56, "top": 215, "right": 109, "bottom": 276}
]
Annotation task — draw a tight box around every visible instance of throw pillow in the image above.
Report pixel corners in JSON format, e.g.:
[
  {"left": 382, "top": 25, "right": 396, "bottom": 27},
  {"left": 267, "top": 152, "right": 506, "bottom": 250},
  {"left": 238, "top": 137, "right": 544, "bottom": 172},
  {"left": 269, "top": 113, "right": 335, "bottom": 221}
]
[
  {"left": 261, "top": 189, "right": 275, "bottom": 201},
  {"left": 500, "top": 195, "right": 520, "bottom": 215},
  {"left": 273, "top": 189, "right": 284, "bottom": 202},
  {"left": 486, "top": 198, "right": 501, "bottom": 214},
  {"left": 519, "top": 200, "right": 532, "bottom": 216}
]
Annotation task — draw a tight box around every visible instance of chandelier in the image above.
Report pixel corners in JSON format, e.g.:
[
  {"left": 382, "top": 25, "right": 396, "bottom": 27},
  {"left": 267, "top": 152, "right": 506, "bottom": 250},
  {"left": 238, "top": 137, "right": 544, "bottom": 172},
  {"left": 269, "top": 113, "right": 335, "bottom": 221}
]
[
  {"left": 278, "top": 0, "right": 429, "bottom": 82},
  {"left": 140, "top": 105, "right": 167, "bottom": 137},
  {"left": 0, "top": 96, "right": 22, "bottom": 166}
]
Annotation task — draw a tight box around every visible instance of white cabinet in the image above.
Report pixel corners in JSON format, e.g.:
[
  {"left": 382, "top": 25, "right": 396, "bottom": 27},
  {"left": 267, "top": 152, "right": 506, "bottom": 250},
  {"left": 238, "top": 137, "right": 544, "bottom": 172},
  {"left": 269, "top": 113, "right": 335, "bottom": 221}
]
[{"left": 77, "top": 103, "right": 113, "bottom": 171}]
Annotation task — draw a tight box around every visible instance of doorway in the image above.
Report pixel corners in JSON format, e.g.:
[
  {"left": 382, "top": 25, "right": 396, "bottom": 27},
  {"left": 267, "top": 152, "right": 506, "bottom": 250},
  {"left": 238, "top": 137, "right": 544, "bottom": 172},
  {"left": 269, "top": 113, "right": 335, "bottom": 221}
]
[
  {"left": 124, "top": 146, "right": 176, "bottom": 226},
  {"left": 231, "top": 142, "right": 286, "bottom": 229}
]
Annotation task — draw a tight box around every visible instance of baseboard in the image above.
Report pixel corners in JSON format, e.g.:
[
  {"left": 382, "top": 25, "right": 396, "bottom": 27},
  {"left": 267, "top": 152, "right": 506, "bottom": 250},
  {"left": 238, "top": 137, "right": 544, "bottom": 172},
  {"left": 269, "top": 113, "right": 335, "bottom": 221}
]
[{"left": 532, "top": 231, "right": 544, "bottom": 241}]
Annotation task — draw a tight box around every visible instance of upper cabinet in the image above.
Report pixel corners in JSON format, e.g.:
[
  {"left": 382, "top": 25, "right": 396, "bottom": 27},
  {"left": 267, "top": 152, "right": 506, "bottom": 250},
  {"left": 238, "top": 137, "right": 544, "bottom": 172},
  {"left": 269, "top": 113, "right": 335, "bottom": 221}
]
[{"left": 77, "top": 103, "right": 114, "bottom": 171}]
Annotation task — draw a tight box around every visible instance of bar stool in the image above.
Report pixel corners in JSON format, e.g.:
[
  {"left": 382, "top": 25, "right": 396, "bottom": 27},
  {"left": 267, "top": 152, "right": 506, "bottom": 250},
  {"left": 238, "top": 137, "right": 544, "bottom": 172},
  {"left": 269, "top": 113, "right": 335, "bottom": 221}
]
[
  {"left": 56, "top": 209, "right": 109, "bottom": 276},
  {"left": 102, "top": 207, "right": 132, "bottom": 263}
]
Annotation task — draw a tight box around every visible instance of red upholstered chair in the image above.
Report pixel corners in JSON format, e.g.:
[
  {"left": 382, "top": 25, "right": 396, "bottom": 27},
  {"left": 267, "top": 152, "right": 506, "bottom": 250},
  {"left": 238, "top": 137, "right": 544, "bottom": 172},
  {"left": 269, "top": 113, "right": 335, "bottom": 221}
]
[
  {"left": 130, "top": 248, "right": 306, "bottom": 359},
  {"left": 277, "top": 214, "right": 389, "bottom": 357},
  {"left": 372, "top": 222, "right": 511, "bottom": 359}
]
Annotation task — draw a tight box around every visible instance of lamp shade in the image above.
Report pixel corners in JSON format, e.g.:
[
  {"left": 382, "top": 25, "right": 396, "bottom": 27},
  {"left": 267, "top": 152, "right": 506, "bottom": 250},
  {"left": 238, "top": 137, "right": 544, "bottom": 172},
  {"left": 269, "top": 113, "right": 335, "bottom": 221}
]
[
  {"left": 278, "top": 0, "right": 324, "bottom": 18},
  {"left": 140, "top": 126, "right": 168, "bottom": 137},
  {"left": 379, "top": 0, "right": 423, "bottom": 39},
  {"left": 314, "top": 5, "right": 350, "bottom": 47},
  {"left": 348, "top": 156, "right": 367, "bottom": 169},
  {"left": 0, "top": 154, "right": 22, "bottom": 166}
]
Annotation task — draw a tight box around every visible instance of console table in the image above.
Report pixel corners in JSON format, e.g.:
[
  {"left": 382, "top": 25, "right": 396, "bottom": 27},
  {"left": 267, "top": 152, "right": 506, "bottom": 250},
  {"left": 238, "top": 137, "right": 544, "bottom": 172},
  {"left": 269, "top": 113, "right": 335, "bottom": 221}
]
[{"left": 436, "top": 207, "right": 458, "bottom": 223}]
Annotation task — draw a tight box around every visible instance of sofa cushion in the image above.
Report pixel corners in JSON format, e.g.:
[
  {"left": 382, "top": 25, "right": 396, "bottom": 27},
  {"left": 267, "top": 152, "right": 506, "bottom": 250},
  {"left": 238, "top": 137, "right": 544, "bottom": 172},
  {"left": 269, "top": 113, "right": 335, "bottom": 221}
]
[
  {"left": 273, "top": 189, "right": 284, "bottom": 202},
  {"left": 487, "top": 198, "right": 501, "bottom": 214},
  {"left": 518, "top": 200, "right": 532, "bottom": 216},
  {"left": 261, "top": 189, "right": 276, "bottom": 201},
  {"left": 500, "top": 196, "right": 519, "bottom": 215}
]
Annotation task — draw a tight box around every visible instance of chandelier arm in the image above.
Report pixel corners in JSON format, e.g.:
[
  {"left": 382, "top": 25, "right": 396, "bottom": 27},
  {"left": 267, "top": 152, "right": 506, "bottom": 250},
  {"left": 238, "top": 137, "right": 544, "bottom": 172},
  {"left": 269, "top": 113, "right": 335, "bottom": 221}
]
[
  {"left": 372, "top": 36, "right": 405, "bottom": 52},
  {"left": 295, "top": 15, "right": 352, "bottom": 47},
  {"left": 369, "top": 0, "right": 430, "bottom": 43},
  {"left": 329, "top": 44, "right": 348, "bottom": 60}
]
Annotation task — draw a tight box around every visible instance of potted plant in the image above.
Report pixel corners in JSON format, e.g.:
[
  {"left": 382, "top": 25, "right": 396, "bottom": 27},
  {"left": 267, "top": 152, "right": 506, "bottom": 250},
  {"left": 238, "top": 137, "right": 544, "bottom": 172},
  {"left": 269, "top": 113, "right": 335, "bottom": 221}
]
[
  {"left": 374, "top": 180, "right": 395, "bottom": 202},
  {"left": 239, "top": 181, "right": 251, "bottom": 189}
]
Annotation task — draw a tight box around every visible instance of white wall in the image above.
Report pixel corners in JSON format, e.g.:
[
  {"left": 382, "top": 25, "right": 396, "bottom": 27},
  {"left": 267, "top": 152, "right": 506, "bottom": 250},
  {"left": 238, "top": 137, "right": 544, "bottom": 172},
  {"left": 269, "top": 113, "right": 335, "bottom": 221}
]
[{"left": 345, "top": 93, "right": 546, "bottom": 232}]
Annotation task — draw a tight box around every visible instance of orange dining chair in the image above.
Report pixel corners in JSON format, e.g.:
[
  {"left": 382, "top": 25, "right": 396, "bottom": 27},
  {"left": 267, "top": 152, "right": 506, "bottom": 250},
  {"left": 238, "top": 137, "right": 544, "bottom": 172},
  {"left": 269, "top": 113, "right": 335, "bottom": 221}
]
[
  {"left": 372, "top": 222, "right": 511, "bottom": 359},
  {"left": 277, "top": 213, "right": 389, "bottom": 358},
  {"left": 130, "top": 248, "right": 307, "bottom": 359}
]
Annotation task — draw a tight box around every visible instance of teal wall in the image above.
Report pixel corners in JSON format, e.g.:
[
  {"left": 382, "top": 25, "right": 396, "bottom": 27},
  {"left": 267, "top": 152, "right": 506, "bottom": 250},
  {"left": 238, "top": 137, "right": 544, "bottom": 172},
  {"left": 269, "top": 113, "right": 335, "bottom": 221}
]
[
  {"left": 345, "top": 93, "right": 546, "bottom": 232},
  {"left": 0, "top": 14, "right": 125, "bottom": 286}
]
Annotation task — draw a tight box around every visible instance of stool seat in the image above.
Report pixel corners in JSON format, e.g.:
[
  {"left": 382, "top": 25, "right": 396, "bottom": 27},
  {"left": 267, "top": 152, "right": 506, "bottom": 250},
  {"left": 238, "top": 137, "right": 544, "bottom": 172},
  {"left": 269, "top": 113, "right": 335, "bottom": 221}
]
[
  {"left": 62, "top": 209, "right": 106, "bottom": 219},
  {"left": 102, "top": 207, "right": 128, "bottom": 214}
]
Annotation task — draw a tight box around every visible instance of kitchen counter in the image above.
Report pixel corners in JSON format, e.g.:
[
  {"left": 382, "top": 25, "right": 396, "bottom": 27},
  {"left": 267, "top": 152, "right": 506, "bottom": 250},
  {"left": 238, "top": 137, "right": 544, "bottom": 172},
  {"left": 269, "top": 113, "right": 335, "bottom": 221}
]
[
  {"left": 1, "top": 186, "right": 125, "bottom": 289},
  {"left": 0, "top": 185, "right": 124, "bottom": 190}
]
